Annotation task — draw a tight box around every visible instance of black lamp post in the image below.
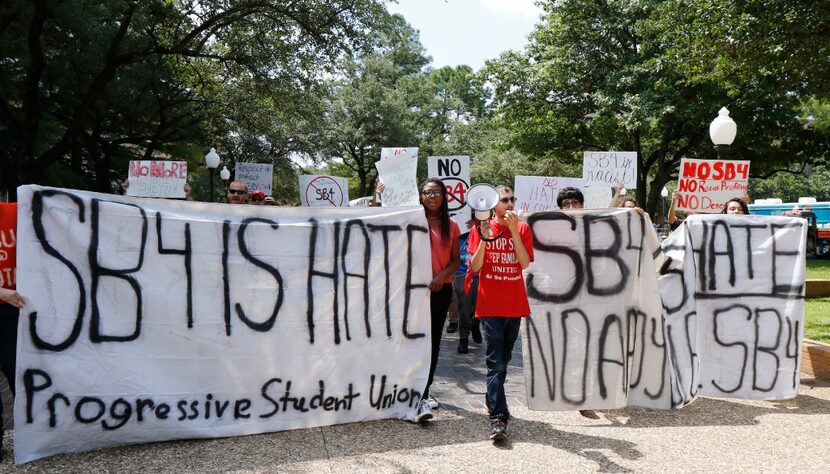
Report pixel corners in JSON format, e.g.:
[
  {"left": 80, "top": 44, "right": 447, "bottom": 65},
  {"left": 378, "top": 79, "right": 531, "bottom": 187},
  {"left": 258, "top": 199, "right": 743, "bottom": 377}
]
[{"left": 205, "top": 147, "right": 220, "bottom": 202}]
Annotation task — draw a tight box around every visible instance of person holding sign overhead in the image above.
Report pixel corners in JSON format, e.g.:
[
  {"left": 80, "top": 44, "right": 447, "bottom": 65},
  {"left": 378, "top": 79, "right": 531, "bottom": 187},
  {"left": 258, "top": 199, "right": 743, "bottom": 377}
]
[
  {"left": 468, "top": 185, "right": 533, "bottom": 441},
  {"left": 415, "top": 178, "right": 461, "bottom": 422}
]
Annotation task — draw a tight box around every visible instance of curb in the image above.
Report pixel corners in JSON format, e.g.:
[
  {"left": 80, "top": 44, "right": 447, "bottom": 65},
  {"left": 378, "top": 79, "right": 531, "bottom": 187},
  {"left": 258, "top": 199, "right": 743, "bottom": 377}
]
[{"left": 802, "top": 338, "right": 830, "bottom": 381}]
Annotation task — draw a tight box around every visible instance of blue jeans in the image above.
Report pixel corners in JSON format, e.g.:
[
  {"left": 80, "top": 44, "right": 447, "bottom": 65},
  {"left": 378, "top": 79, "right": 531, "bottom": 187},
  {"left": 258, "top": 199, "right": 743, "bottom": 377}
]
[
  {"left": 452, "top": 274, "right": 478, "bottom": 339},
  {"left": 480, "top": 317, "right": 521, "bottom": 421}
]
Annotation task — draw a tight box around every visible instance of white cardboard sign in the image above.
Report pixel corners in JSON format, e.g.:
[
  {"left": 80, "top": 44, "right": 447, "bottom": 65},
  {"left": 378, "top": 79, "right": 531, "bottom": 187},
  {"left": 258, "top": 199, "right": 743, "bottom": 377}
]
[
  {"left": 299, "top": 175, "right": 349, "bottom": 207},
  {"left": 582, "top": 151, "right": 637, "bottom": 188},
  {"left": 427, "top": 156, "right": 471, "bottom": 215},
  {"left": 676, "top": 158, "right": 750, "bottom": 213},
  {"left": 126, "top": 160, "right": 187, "bottom": 198},
  {"left": 375, "top": 148, "right": 419, "bottom": 207},
  {"left": 14, "top": 185, "right": 431, "bottom": 464},
  {"left": 513, "top": 176, "right": 610, "bottom": 211},
  {"left": 235, "top": 163, "right": 274, "bottom": 195}
]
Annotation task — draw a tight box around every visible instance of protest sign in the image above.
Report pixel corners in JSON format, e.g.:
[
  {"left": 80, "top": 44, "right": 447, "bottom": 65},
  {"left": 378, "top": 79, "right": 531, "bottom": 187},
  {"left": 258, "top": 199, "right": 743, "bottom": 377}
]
[
  {"left": 0, "top": 202, "right": 16, "bottom": 289},
  {"left": 523, "top": 209, "right": 672, "bottom": 410},
  {"left": 299, "top": 175, "right": 349, "bottom": 207},
  {"left": 522, "top": 211, "right": 805, "bottom": 411},
  {"left": 235, "top": 163, "right": 274, "bottom": 195},
  {"left": 380, "top": 147, "right": 418, "bottom": 161},
  {"left": 14, "top": 185, "right": 431, "bottom": 464},
  {"left": 375, "top": 148, "right": 419, "bottom": 207},
  {"left": 676, "top": 158, "right": 750, "bottom": 213},
  {"left": 659, "top": 214, "right": 804, "bottom": 405},
  {"left": 513, "top": 176, "right": 610, "bottom": 212},
  {"left": 427, "top": 156, "right": 471, "bottom": 215},
  {"left": 126, "top": 160, "right": 187, "bottom": 198},
  {"left": 582, "top": 151, "right": 637, "bottom": 188}
]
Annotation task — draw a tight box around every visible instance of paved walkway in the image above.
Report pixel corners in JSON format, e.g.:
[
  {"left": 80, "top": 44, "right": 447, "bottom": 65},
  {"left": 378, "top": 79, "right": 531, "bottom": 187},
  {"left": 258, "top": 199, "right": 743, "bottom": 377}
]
[{"left": 2, "top": 329, "right": 830, "bottom": 472}]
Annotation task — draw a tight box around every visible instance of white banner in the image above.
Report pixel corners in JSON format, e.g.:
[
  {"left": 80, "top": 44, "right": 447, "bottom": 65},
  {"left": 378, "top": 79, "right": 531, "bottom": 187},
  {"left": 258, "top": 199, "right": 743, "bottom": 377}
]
[
  {"left": 126, "top": 160, "right": 187, "bottom": 198},
  {"left": 522, "top": 211, "right": 805, "bottom": 411},
  {"left": 375, "top": 148, "right": 419, "bottom": 207},
  {"left": 427, "top": 156, "right": 471, "bottom": 216},
  {"left": 299, "top": 175, "right": 349, "bottom": 207},
  {"left": 676, "top": 158, "right": 750, "bottom": 213},
  {"left": 235, "top": 163, "right": 274, "bottom": 195},
  {"left": 14, "top": 186, "right": 431, "bottom": 464},
  {"left": 582, "top": 151, "right": 637, "bottom": 188},
  {"left": 513, "top": 176, "right": 610, "bottom": 212},
  {"left": 660, "top": 214, "right": 804, "bottom": 405}
]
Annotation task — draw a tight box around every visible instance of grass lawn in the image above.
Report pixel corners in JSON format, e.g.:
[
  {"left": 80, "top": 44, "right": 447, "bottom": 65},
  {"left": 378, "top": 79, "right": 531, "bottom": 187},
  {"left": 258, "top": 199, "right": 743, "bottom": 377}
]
[
  {"left": 806, "top": 259, "right": 830, "bottom": 279},
  {"left": 805, "top": 298, "right": 830, "bottom": 343},
  {"left": 806, "top": 260, "right": 830, "bottom": 342}
]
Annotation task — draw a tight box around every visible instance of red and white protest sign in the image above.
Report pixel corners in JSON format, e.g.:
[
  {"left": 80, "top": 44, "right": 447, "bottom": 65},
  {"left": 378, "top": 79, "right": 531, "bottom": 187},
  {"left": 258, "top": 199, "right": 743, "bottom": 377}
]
[
  {"left": 127, "top": 160, "right": 188, "bottom": 198},
  {"left": 676, "top": 159, "right": 750, "bottom": 213}
]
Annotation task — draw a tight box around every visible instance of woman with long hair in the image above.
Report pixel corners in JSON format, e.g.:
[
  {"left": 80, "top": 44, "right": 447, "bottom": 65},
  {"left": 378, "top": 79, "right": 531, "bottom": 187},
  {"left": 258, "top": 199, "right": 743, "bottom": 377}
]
[
  {"left": 722, "top": 198, "right": 750, "bottom": 215},
  {"left": 415, "top": 178, "right": 460, "bottom": 422}
]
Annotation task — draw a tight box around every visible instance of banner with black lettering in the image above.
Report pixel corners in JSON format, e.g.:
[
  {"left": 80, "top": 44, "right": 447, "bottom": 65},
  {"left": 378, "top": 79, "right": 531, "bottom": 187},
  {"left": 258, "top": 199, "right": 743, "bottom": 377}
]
[
  {"left": 522, "top": 210, "right": 805, "bottom": 411},
  {"left": 660, "top": 214, "right": 805, "bottom": 406},
  {"left": 14, "top": 185, "right": 432, "bottom": 464},
  {"left": 522, "top": 209, "right": 671, "bottom": 411}
]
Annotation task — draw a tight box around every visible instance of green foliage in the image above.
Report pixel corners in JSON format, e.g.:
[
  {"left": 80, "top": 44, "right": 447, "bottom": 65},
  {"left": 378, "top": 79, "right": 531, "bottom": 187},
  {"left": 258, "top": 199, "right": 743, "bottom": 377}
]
[
  {"left": 0, "top": 0, "right": 387, "bottom": 199},
  {"left": 483, "top": 0, "right": 830, "bottom": 215}
]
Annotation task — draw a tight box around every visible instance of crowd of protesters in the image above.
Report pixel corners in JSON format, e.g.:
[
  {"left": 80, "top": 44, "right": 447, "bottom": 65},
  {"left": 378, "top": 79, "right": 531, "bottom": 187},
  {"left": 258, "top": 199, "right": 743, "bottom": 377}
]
[{"left": 0, "top": 176, "right": 757, "bottom": 458}]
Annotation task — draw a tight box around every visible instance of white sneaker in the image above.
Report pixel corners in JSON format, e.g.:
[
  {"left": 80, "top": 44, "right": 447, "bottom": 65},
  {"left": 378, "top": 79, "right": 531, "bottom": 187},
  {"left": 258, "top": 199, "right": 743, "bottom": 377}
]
[
  {"left": 415, "top": 398, "right": 433, "bottom": 422},
  {"left": 427, "top": 394, "right": 439, "bottom": 409}
]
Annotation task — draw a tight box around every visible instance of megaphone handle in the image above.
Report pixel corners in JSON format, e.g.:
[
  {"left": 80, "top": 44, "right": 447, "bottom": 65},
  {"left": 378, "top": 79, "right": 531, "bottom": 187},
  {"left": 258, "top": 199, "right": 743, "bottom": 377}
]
[{"left": 476, "top": 225, "right": 505, "bottom": 243}]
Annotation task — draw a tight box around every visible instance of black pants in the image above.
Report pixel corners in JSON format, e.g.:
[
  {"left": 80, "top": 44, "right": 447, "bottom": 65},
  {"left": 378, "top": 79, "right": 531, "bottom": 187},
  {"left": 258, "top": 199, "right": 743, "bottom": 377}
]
[
  {"left": 0, "top": 304, "right": 18, "bottom": 456},
  {"left": 423, "top": 285, "right": 452, "bottom": 398}
]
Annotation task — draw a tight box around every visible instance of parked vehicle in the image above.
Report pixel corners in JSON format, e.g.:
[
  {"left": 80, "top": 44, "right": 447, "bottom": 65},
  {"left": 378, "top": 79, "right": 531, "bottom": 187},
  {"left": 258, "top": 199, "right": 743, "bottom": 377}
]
[{"left": 749, "top": 198, "right": 830, "bottom": 257}]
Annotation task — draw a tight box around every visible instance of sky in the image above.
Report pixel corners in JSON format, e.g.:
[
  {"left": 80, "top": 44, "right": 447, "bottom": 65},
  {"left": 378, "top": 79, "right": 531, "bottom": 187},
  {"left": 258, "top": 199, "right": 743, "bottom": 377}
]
[{"left": 387, "top": 0, "right": 543, "bottom": 70}]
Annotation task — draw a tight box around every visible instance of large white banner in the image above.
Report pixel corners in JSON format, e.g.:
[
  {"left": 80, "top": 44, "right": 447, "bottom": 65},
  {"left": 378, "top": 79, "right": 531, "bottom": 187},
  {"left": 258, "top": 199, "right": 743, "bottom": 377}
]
[
  {"left": 523, "top": 209, "right": 671, "bottom": 410},
  {"left": 513, "top": 176, "right": 610, "bottom": 212},
  {"left": 375, "top": 148, "right": 419, "bottom": 207},
  {"left": 522, "top": 211, "right": 805, "bottom": 411},
  {"left": 14, "top": 186, "right": 431, "bottom": 464},
  {"left": 660, "top": 214, "right": 804, "bottom": 405}
]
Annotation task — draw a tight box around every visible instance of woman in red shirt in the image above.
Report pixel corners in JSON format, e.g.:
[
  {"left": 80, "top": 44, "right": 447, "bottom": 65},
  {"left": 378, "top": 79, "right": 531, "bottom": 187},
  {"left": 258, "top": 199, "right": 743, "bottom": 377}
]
[{"left": 415, "top": 178, "right": 460, "bottom": 422}]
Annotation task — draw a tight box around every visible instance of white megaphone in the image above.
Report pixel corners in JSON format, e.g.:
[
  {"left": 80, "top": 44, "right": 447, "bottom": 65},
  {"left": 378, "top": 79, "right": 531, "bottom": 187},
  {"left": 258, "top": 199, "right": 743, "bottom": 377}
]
[{"left": 467, "top": 184, "right": 500, "bottom": 221}]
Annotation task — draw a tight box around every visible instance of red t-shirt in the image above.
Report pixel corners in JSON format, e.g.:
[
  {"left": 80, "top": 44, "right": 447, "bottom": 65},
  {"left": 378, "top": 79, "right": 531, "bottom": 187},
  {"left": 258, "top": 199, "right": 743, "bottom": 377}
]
[
  {"left": 468, "top": 219, "right": 534, "bottom": 317},
  {"left": 0, "top": 202, "right": 17, "bottom": 290},
  {"left": 430, "top": 220, "right": 461, "bottom": 284}
]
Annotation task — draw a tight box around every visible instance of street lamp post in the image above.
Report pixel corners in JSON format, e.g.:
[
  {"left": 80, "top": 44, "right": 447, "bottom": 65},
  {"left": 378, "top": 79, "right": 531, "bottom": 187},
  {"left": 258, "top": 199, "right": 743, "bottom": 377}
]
[
  {"left": 219, "top": 165, "right": 230, "bottom": 196},
  {"left": 709, "top": 107, "right": 737, "bottom": 159},
  {"left": 661, "top": 186, "right": 669, "bottom": 227},
  {"left": 205, "top": 147, "right": 221, "bottom": 202}
]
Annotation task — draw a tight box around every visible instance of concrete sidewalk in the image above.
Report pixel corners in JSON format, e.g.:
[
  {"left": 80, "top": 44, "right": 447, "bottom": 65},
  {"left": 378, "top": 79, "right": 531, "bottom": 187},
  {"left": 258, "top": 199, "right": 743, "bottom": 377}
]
[{"left": 2, "top": 331, "right": 830, "bottom": 472}]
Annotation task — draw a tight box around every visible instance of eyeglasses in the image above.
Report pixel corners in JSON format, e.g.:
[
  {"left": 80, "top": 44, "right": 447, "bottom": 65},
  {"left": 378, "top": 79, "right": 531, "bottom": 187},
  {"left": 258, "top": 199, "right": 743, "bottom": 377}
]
[
  {"left": 421, "top": 190, "right": 441, "bottom": 198},
  {"left": 252, "top": 197, "right": 263, "bottom": 202},
  {"left": 228, "top": 189, "right": 246, "bottom": 195},
  {"left": 499, "top": 196, "right": 516, "bottom": 203}
]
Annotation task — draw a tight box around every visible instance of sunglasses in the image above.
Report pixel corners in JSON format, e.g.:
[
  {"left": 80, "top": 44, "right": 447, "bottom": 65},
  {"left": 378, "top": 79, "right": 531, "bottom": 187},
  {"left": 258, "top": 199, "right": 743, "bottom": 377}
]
[
  {"left": 500, "top": 196, "right": 516, "bottom": 203},
  {"left": 421, "top": 190, "right": 442, "bottom": 198},
  {"left": 228, "top": 189, "right": 246, "bottom": 195}
]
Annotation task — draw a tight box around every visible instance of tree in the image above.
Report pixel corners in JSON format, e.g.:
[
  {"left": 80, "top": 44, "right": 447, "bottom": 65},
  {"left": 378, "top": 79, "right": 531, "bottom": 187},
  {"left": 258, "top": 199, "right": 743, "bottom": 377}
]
[
  {"left": 0, "top": 0, "right": 387, "bottom": 199},
  {"left": 652, "top": 0, "right": 830, "bottom": 98},
  {"left": 318, "top": 15, "right": 433, "bottom": 197},
  {"left": 483, "top": 0, "right": 829, "bottom": 214}
]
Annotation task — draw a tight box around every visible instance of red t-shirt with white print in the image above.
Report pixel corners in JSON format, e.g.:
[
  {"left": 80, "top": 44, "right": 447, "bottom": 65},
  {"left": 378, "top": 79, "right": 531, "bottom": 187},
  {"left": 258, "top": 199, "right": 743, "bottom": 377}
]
[{"left": 468, "top": 219, "right": 534, "bottom": 318}]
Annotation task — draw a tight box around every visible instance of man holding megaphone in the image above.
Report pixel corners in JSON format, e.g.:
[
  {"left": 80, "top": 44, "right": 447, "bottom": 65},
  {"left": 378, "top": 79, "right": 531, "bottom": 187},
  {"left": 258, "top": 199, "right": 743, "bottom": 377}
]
[{"left": 467, "top": 184, "right": 534, "bottom": 442}]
